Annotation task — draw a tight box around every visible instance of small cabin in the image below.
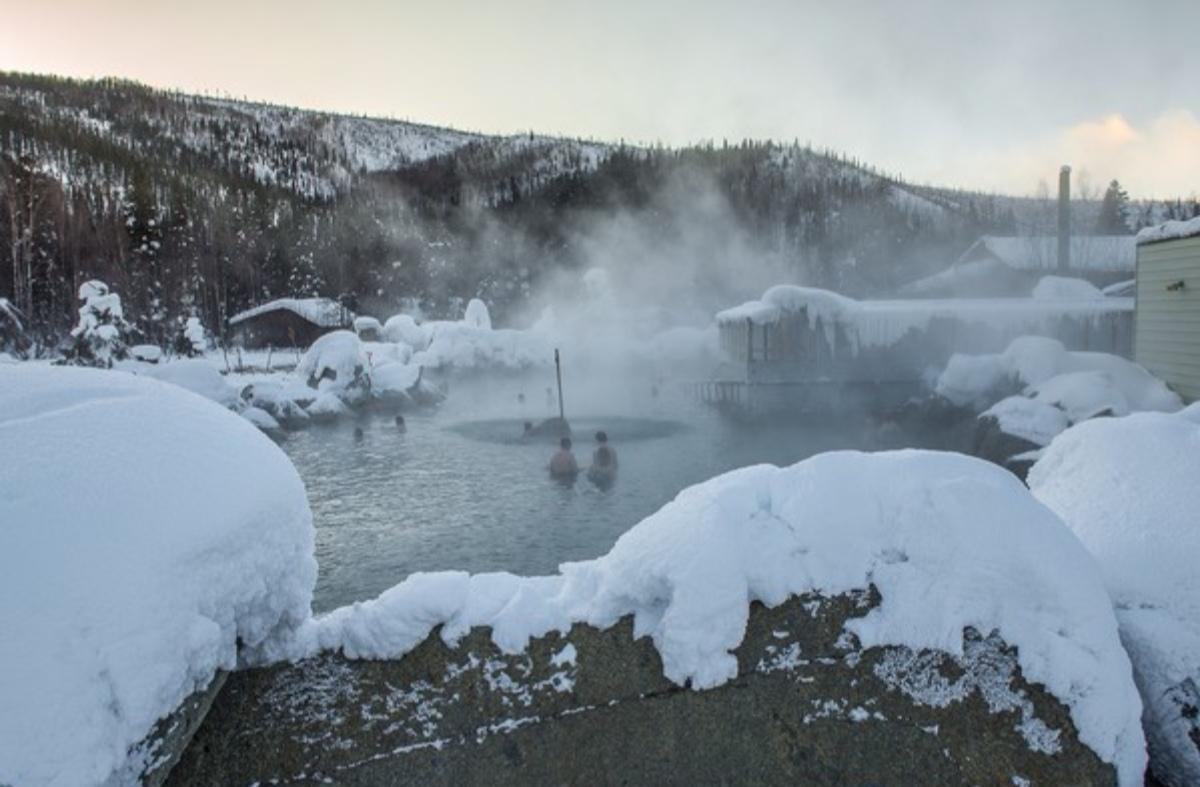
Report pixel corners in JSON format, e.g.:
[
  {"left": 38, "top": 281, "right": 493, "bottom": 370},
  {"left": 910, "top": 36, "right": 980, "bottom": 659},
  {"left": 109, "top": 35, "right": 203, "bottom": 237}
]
[
  {"left": 228, "top": 298, "right": 352, "bottom": 349},
  {"left": 1134, "top": 218, "right": 1200, "bottom": 402},
  {"left": 706, "top": 285, "right": 1133, "bottom": 414}
]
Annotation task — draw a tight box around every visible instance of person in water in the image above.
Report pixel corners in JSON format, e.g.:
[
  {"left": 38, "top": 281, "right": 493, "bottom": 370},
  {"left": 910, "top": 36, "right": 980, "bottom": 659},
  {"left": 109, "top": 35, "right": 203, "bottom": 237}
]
[
  {"left": 588, "top": 430, "right": 618, "bottom": 482},
  {"left": 353, "top": 426, "right": 364, "bottom": 441},
  {"left": 395, "top": 415, "right": 406, "bottom": 432},
  {"left": 548, "top": 436, "right": 579, "bottom": 478}
]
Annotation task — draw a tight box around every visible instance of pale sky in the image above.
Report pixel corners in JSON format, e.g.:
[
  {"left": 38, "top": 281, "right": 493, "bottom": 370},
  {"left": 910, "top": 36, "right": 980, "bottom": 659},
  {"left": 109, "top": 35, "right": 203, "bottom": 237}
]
[{"left": 2, "top": 0, "right": 1197, "bottom": 197}]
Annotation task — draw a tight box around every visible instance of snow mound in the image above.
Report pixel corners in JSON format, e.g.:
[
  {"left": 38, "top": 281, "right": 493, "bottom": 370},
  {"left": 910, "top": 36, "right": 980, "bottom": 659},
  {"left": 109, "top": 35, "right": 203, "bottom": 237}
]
[
  {"left": 413, "top": 323, "right": 551, "bottom": 371},
  {"left": 353, "top": 316, "right": 383, "bottom": 337},
  {"left": 382, "top": 313, "right": 431, "bottom": 350},
  {"left": 938, "top": 336, "right": 1181, "bottom": 414},
  {"left": 1029, "top": 412, "right": 1200, "bottom": 785},
  {"left": 1033, "top": 276, "right": 1103, "bottom": 300},
  {"left": 1137, "top": 216, "right": 1200, "bottom": 246},
  {"left": 0, "top": 365, "right": 315, "bottom": 787},
  {"left": 140, "top": 359, "right": 239, "bottom": 408},
  {"left": 295, "top": 330, "right": 370, "bottom": 401},
  {"left": 130, "top": 344, "right": 163, "bottom": 363},
  {"left": 281, "top": 450, "right": 1143, "bottom": 785}
]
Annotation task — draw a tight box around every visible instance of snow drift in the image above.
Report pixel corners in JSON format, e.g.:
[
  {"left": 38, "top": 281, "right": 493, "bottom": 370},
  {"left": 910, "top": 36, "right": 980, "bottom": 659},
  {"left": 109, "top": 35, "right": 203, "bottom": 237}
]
[
  {"left": 276, "top": 449, "right": 1145, "bottom": 785},
  {"left": 1029, "top": 412, "right": 1200, "bottom": 786},
  {"left": 0, "top": 365, "right": 315, "bottom": 787}
]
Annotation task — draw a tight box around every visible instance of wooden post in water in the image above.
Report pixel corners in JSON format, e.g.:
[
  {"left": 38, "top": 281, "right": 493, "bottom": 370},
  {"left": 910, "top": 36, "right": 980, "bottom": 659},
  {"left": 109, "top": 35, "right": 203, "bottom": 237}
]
[{"left": 554, "top": 348, "right": 565, "bottom": 423}]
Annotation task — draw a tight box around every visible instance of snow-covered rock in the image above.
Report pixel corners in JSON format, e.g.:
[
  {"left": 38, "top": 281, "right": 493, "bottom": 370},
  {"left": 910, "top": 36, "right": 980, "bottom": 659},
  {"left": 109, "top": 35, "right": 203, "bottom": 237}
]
[
  {"left": 413, "top": 323, "right": 551, "bottom": 371},
  {"left": 295, "top": 330, "right": 371, "bottom": 402},
  {"left": 241, "top": 405, "right": 282, "bottom": 433},
  {"left": 371, "top": 361, "right": 422, "bottom": 404},
  {"left": 240, "top": 379, "right": 313, "bottom": 428},
  {"left": 305, "top": 391, "right": 349, "bottom": 421},
  {"left": 1029, "top": 412, "right": 1200, "bottom": 786},
  {"left": 278, "top": 449, "right": 1144, "bottom": 785},
  {"left": 1032, "top": 275, "right": 1104, "bottom": 300},
  {"left": 130, "top": 344, "right": 163, "bottom": 363},
  {"left": 980, "top": 395, "right": 1071, "bottom": 447},
  {"left": 0, "top": 365, "right": 315, "bottom": 787}
]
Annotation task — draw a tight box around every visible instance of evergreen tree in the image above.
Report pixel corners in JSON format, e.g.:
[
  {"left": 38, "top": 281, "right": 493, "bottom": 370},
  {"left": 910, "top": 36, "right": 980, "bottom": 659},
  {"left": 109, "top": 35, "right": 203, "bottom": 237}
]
[{"left": 1095, "top": 180, "right": 1131, "bottom": 234}]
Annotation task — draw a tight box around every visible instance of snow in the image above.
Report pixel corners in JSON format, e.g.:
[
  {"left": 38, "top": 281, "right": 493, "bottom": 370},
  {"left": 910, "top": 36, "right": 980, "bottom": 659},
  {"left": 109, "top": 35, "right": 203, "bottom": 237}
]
[
  {"left": 228, "top": 297, "right": 349, "bottom": 328},
  {"left": 129, "top": 344, "right": 163, "bottom": 363},
  {"left": 241, "top": 405, "right": 282, "bottom": 432},
  {"left": 1102, "top": 279, "right": 1136, "bottom": 298},
  {"left": 937, "top": 336, "right": 1181, "bottom": 413},
  {"left": 353, "top": 316, "right": 383, "bottom": 337},
  {"left": 463, "top": 298, "right": 492, "bottom": 330},
  {"left": 183, "top": 316, "right": 207, "bottom": 354},
  {"left": 980, "top": 396, "right": 1070, "bottom": 446},
  {"left": 1029, "top": 412, "right": 1200, "bottom": 785},
  {"left": 1032, "top": 276, "right": 1103, "bottom": 300},
  {"left": 717, "top": 286, "right": 1131, "bottom": 353},
  {"left": 0, "top": 365, "right": 315, "bottom": 787},
  {"left": 382, "top": 313, "right": 431, "bottom": 350},
  {"left": 275, "top": 449, "right": 1144, "bottom": 785},
  {"left": 294, "top": 330, "right": 370, "bottom": 400},
  {"left": 1136, "top": 216, "right": 1200, "bottom": 246},
  {"left": 140, "top": 359, "right": 240, "bottom": 408},
  {"left": 412, "top": 323, "right": 552, "bottom": 371}
]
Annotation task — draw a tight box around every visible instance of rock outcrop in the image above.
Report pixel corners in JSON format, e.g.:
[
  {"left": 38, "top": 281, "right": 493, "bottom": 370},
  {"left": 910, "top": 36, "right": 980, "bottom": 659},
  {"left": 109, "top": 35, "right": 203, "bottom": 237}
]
[{"left": 170, "top": 592, "right": 1116, "bottom": 785}]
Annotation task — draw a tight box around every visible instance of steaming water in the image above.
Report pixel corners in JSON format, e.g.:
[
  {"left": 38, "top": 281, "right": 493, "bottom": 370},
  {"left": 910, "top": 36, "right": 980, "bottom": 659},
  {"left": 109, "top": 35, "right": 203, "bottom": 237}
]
[{"left": 280, "top": 395, "right": 915, "bottom": 613}]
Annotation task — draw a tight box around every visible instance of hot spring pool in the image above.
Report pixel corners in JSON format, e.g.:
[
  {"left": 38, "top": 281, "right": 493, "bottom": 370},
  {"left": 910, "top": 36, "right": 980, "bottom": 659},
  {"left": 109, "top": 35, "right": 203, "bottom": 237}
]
[{"left": 279, "top": 397, "right": 913, "bottom": 612}]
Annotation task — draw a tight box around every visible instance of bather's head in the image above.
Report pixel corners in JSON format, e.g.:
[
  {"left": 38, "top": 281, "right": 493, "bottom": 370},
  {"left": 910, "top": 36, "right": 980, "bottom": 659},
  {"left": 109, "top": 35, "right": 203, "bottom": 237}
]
[
  {"left": 560, "top": 437, "right": 572, "bottom": 450},
  {"left": 595, "top": 430, "right": 608, "bottom": 444}
]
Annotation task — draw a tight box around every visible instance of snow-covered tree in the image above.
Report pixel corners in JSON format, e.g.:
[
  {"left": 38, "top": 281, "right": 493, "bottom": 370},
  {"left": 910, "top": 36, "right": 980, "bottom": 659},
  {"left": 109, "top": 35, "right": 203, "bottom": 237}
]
[
  {"left": 174, "top": 315, "right": 210, "bottom": 357},
  {"left": 1095, "top": 180, "right": 1131, "bottom": 234},
  {"left": 67, "top": 280, "right": 133, "bottom": 366}
]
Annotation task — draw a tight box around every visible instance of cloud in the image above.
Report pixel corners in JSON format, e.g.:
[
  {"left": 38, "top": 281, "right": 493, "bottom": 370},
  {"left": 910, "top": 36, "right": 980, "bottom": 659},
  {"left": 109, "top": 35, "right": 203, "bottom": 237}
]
[{"left": 929, "top": 110, "right": 1200, "bottom": 198}]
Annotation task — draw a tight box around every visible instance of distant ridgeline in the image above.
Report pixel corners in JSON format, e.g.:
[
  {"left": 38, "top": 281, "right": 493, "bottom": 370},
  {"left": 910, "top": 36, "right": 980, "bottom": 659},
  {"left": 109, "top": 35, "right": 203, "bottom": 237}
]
[{"left": 1, "top": 70, "right": 1196, "bottom": 348}]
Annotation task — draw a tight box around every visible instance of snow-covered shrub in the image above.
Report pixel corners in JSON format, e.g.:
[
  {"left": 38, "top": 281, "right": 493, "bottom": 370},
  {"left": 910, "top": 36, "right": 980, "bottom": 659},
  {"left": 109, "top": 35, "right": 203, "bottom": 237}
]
[
  {"left": 174, "top": 316, "right": 210, "bottom": 357},
  {"left": 0, "top": 365, "right": 315, "bottom": 786},
  {"left": 67, "top": 280, "right": 134, "bottom": 366},
  {"left": 1030, "top": 412, "right": 1200, "bottom": 786},
  {"left": 130, "top": 344, "right": 163, "bottom": 363},
  {"left": 463, "top": 298, "right": 491, "bottom": 330}
]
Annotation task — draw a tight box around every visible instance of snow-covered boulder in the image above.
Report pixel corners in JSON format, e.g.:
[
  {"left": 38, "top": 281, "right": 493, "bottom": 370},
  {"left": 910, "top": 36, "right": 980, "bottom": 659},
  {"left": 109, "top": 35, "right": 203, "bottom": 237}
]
[
  {"left": 1032, "top": 275, "right": 1104, "bottom": 300},
  {"left": 1030, "top": 412, "right": 1200, "bottom": 786},
  {"left": 371, "top": 361, "right": 422, "bottom": 405},
  {"left": 0, "top": 365, "right": 315, "bottom": 786},
  {"left": 130, "top": 344, "right": 163, "bottom": 363},
  {"left": 295, "top": 330, "right": 371, "bottom": 402},
  {"left": 241, "top": 405, "right": 282, "bottom": 433},
  {"left": 273, "top": 449, "right": 1143, "bottom": 784},
  {"left": 980, "top": 395, "right": 1070, "bottom": 447},
  {"left": 240, "top": 379, "right": 313, "bottom": 428},
  {"left": 306, "top": 391, "right": 349, "bottom": 421},
  {"left": 413, "top": 324, "right": 551, "bottom": 371}
]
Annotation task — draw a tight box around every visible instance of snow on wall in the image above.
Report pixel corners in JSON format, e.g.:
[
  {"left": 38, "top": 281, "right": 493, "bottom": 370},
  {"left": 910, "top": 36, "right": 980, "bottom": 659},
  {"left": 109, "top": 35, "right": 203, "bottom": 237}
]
[
  {"left": 1136, "top": 217, "right": 1200, "bottom": 246},
  {"left": 273, "top": 449, "right": 1145, "bottom": 785},
  {"left": 1029, "top": 412, "right": 1200, "bottom": 785},
  {"left": 229, "top": 297, "right": 350, "bottom": 328},
  {"left": 717, "top": 285, "right": 1132, "bottom": 353},
  {"left": 0, "top": 365, "right": 315, "bottom": 787}
]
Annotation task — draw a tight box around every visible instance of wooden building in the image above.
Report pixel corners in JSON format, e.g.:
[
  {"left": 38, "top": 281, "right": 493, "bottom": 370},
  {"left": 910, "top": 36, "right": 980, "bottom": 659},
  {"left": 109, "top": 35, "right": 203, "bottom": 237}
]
[
  {"left": 228, "top": 298, "right": 352, "bottom": 349},
  {"left": 1134, "top": 218, "right": 1200, "bottom": 402}
]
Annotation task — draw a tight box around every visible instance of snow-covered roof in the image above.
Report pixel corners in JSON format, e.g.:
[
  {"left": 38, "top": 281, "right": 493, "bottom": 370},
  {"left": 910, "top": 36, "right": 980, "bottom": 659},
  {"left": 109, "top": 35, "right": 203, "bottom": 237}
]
[
  {"left": 960, "top": 236, "right": 1136, "bottom": 273},
  {"left": 717, "top": 285, "right": 1132, "bottom": 351},
  {"left": 229, "top": 297, "right": 350, "bottom": 328},
  {"left": 1136, "top": 216, "right": 1200, "bottom": 246}
]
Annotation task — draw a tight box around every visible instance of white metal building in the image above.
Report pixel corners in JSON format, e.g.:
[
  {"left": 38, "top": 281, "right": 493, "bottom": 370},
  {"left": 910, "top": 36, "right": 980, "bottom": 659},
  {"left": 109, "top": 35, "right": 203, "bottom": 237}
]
[{"left": 1135, "top": 218, "right": 1200, "bottom": 402}]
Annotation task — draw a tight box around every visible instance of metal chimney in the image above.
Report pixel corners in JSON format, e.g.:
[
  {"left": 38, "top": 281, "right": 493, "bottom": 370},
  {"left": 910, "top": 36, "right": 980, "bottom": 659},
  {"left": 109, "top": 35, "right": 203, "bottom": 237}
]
[{"left": 1057, "top": 165, "right": 1071, "bottom": 273}]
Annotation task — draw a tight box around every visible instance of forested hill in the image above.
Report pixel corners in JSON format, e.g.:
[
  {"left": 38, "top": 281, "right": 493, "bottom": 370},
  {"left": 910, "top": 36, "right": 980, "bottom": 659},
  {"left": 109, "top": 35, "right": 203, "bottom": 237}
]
[{"left": 1, "top": 71, "right": 1191, "bottom": 347}]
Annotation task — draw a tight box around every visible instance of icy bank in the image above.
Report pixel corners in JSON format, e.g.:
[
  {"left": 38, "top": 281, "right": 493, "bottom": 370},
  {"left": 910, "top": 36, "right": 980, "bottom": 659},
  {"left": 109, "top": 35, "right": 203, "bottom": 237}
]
[
  {"left": 937, "top": 336, "right": 1180, "bottom": 445},
  {"left": 281, "top": 449, "right": 1144, "bottom": 784},
  {"left": 0, "top": 366, "right": 316, "bottom": 787},
  {"left": 1029, "top": 412, "right": 1200, "bottom": 786}
]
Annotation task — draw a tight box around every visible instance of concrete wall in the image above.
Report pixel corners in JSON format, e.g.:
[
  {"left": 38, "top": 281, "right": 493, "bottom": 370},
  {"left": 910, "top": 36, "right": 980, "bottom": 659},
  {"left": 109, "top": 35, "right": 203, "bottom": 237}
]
[{"left": 1136, "top": 236, "right": 1200, "bottom": 402}]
